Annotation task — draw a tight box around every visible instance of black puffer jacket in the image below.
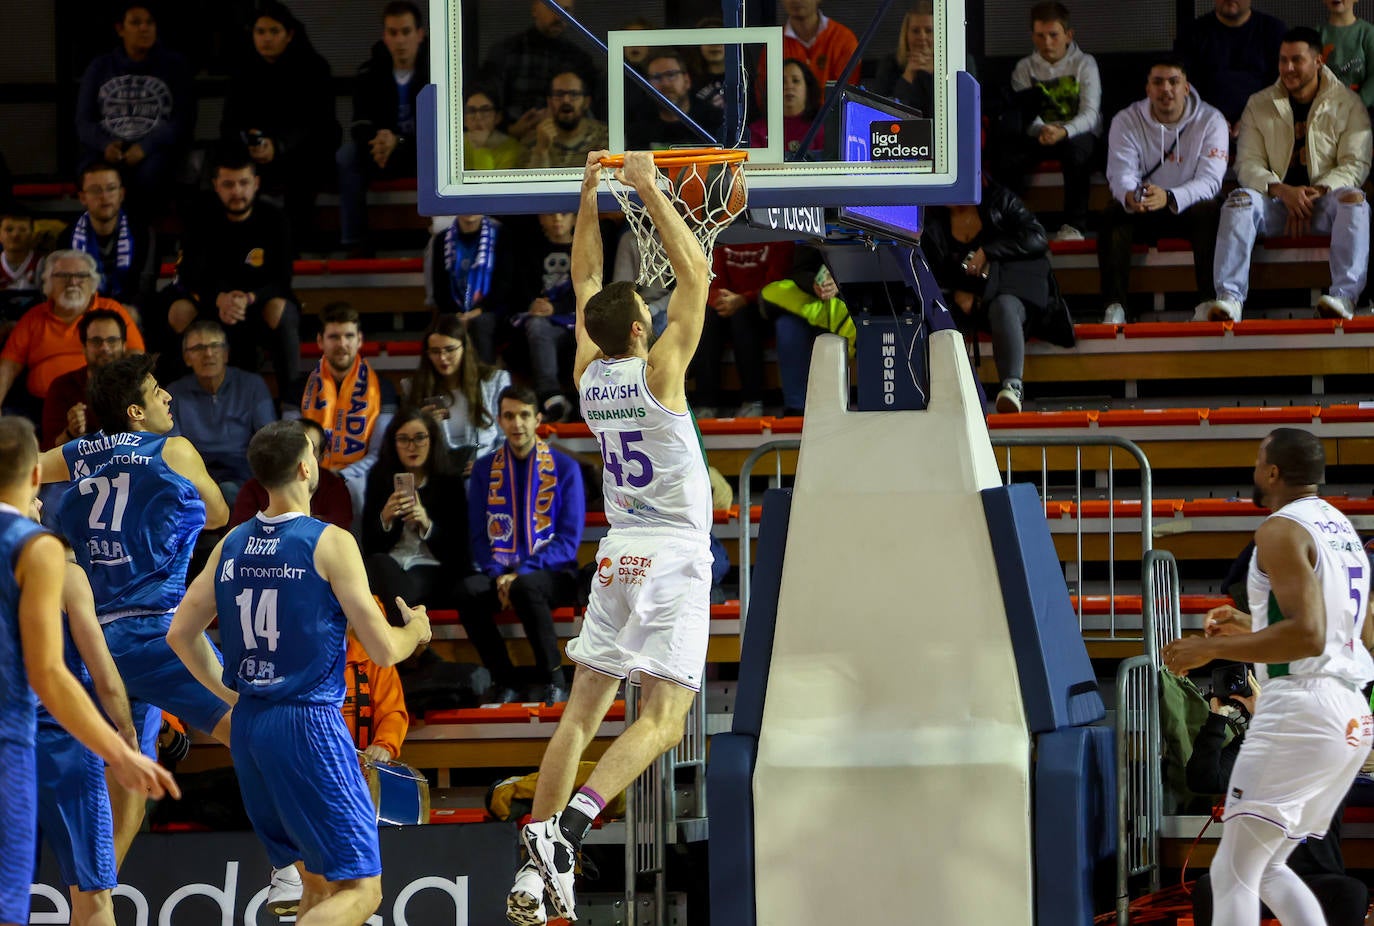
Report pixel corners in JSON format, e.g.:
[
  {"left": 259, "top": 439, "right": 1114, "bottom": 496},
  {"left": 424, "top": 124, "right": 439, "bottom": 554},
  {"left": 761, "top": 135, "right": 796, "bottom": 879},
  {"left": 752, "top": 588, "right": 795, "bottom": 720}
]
[{"left": 919, "top": 180, "right": 1049, "bottom": 288}]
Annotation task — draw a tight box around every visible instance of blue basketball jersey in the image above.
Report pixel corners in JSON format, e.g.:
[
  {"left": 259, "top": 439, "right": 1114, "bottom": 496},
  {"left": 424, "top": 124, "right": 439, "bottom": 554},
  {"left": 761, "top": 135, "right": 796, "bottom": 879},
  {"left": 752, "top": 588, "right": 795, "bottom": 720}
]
[
  {"left": 0, "top": 505, "right": 45, "bottom": 747},
  {"left": 214, "top": 513, "right": 347, "bottom": 705},
  {"left": 58, "top": 431, "right": 206, "bottom": 619}
]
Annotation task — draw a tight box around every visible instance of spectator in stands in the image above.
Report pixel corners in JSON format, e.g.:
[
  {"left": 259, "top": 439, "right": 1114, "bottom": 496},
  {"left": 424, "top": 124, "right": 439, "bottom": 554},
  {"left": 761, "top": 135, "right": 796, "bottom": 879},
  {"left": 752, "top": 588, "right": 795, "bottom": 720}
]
[
  {"left": 401, "top": 314, "right": 510, "bottom": 466},
  {"left": 512, "top": 212, "right": 578, "bottom": 422},
  {"left": 167, "top": 150, "right": 299, "bottom": 397},
  {"left": 56, "top": 164, "right": 157, "bottom": 319},
  {"left": 460, "top": 385, "right": 584, "bottom": 704},
  {"left": 428, "top": 214, "right": 514, "bottom": 364},
  {"left": 336, "top": 0, "right": 430, "bottom": 255},
  {"left": 871, "top": 2, "right": 978, "bottom": 117},
  {"left": 611, "top": 227, "right": 670, "bottom": 337},
  {"left": 1185, "top": 675, "right": 1367, "bottom": 926},
  {"left": 694, "top": 242, "right": 793, "bottom": 419},
  {"left": 220, "top": 0, "right": 340, "bottom": 247},
  {"left": 1175, "top": 0, "right": 1286, "bottom": 130},
  {"left": 229, "top": 417, "right": 353, "bottom": 530},
  {"left": 343, "top": 628, "right": 409, "bottom": 762},
  {"left": 1196, "top": 27, "right": 1371, "bottom": 322},
  {"left": 1098, "top": 56, "right": 1228, "bottom": 325},
  {"left": 627, "top": 50, "right": 725, "bottom": 150},
  {"left": 362, "top": 409, "right": 470, "bottom": 627},
  {"left": 520, "top": 71, "right": 609, "bottom": 169},
  {"left": 749, "top": 58, "right": 824, "bottom": 155},
  {"left": 40, "top": 308, "right": 127, "bottom": 449},
  {"left": 760, "top": 245, "right": 853, "bottom": 416},
  {"left": 167, "top": 320, "right": 277, "bottom": 505},
  {"left": 477, "top": 0, "right": 598, "bottom": 143},
  {"left": 462, "top": 87, "right": 523, "bottom": 171},
  {"left": 688, "top": 17, "right": 728, "bottom": 111},
  {"left": 0, "top": 206, "right": 44, "bottom": 324},
  {"left": 0, "top": 250, "right": 144, "bottom": 415},
  {"left": 993, "top": 2, "right": 1101, "bottom": 242},
  {"left": 1323, "top": 0, "right": 1374, "bottom": 111},
  {"left": 779, "top": 0, "right": 860, "bottom": 88},
  {"left": 301, "top": 301, "right": 398, "bottom": 521},
  {"left": 619, "top": 17, "right": 655, "bottom": 76},
  {"left": 75, "top": 2, "right": 193, "bottom": 209},
  {"left": 919, "top": 180, "right": 1055, "bottom": 414}
]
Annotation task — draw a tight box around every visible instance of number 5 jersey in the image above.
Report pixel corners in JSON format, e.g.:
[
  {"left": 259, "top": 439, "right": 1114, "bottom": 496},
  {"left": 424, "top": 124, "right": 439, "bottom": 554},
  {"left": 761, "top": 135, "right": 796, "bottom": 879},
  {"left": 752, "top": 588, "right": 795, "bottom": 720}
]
[
  {"left": 579, "top": 357, "right": 712, "bottom": 535},
  {"left": 59, "top": 431, "right": 206, "bottom": 619}
]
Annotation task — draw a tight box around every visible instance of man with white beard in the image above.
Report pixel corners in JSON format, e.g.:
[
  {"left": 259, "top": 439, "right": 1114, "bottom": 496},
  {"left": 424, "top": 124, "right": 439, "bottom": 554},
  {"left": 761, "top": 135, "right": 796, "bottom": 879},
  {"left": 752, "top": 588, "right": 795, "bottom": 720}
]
[{"left": 0, "top": 250, "right": 144, "bottom": 418}]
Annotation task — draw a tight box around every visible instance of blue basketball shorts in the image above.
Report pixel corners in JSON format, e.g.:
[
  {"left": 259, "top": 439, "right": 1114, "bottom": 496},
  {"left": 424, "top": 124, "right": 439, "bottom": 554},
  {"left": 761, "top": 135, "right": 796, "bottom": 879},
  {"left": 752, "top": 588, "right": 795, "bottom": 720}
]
[
  {"left": 36, "top": 720, "right": 116, "bottom": 891},
  {"left": 102, "top": 611, "right": 230, "bottom": 755},
  {"left": 232, "top": 700, "right": 381, "bottom": 882},
  {"left": 0, "top": 739, "right": 36, "bottom": 925}
]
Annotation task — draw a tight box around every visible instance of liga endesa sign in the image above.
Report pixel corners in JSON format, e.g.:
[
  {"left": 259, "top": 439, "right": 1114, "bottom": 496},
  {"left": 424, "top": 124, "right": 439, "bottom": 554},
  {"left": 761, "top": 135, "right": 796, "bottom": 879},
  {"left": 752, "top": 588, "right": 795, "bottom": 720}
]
[{"left": 31, "top": 824, "right": 517, "bottom": 925}]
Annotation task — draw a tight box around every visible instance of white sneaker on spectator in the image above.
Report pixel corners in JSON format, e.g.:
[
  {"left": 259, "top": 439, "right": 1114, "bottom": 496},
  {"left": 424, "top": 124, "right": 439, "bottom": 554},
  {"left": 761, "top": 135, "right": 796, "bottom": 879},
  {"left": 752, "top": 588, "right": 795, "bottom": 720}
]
[
  {"left": 1192, "top": 297, "right": 1241, "bottom": 322},
  {"left": 1101, "top": 304, "right": 1126, "bottom": 325},
  {"left": 1052, "top": 224, "right": 1085, "bottom": 242},
  {"left": 692, "top": 406, "right": 717, "bottom": 420},
  {"left": 506, "top": 860, "right": 548, "bottom": 926},
  {"left": 267, "top": 866, "right": 303, "bottom": 916},
  {"left": 1316, "top": 294, "right": 1354, "bottom": 319},
  {"left": 734, "top": 400, "right": 764, "bottom": 418},
  {"left": 995, "top": 380, "right": 1024, "bottom": 414}
]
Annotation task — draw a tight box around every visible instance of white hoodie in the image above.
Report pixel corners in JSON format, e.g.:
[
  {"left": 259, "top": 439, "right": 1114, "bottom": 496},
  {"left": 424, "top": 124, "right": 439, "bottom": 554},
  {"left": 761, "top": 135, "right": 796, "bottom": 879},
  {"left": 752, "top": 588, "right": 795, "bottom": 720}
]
[
  {"left": 1010, "top": 42, "right": 1101, "bottom": 139},
  {"left": 1105, "top": 86, "right": 1229, "bottom": 212}
]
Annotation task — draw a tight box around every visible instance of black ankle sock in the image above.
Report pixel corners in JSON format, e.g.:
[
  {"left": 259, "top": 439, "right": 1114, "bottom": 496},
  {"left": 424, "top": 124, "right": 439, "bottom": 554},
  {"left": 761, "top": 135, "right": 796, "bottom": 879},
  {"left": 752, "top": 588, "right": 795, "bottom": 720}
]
[{"left": 559, "top": 806, "right": 593, "bottom": 848}]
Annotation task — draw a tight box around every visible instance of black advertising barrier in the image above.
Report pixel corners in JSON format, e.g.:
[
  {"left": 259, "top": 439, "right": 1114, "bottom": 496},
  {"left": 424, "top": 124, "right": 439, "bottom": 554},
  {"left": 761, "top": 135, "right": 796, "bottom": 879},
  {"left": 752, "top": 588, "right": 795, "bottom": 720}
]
[{"left": 32, "top": 823, "right": 518, "bottom": 925}]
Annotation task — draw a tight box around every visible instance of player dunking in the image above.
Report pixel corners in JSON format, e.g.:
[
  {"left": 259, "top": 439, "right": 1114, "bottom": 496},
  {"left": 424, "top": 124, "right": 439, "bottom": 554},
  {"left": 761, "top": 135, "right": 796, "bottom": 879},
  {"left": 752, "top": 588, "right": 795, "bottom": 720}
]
[
  {"left": 37, "top": 352, "right": 230, "bottom": 865},
  {"left": 0, "top": 416, "right": 175, "bottom": 926},
  {"left": 1164, "top": 428, "right": 1374, "bottom": 926},
  {"left": 509, "top": 150, "right": 715, "bottom": 925},
  {"left": 169, "top": 420, "right": 431, "bottom": 926}
]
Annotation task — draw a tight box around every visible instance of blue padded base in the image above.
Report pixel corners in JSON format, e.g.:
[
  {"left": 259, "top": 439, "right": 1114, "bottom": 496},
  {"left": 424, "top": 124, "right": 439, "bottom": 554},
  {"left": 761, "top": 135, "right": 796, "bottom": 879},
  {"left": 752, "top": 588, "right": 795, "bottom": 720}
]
[
  {"left": 1035, "top": 725, "right": 1117, "bottom": 926},
  {"left": 733, "top": 488, "right": 792, "bottom": 737},
  {"left": 707, "top": 733, "right": 758, "bottom": 926},
  {"left": 982, "top": 483, "right": 1105, "bottom": 732}
]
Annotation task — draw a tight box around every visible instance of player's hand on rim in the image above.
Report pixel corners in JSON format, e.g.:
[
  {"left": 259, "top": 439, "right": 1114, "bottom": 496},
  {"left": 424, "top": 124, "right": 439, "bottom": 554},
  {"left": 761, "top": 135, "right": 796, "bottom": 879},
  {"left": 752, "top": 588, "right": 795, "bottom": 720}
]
[
  {"left": 584, "top": 149, "right": 609, "bottom": 192},
  {"left": 621, "top": 151, "right": 658, "bottom": 192}
]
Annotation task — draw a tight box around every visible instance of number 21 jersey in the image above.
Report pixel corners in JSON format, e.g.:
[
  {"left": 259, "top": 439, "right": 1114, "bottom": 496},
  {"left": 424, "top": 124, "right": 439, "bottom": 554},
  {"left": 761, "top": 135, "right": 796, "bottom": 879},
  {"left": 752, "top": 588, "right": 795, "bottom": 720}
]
[{"left": 579, "top": 357, "right": 712, "bottom": 534}]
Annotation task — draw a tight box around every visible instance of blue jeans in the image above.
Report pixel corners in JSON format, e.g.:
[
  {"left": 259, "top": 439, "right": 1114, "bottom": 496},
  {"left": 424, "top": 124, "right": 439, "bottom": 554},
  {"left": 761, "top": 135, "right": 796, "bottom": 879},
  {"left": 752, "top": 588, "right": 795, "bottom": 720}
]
[
  {"left": 775, "top": 313, "right": 820, "bottom": 410},
  {"left": 1214, "top": 187, "right": 1369, "bottom": 303}
]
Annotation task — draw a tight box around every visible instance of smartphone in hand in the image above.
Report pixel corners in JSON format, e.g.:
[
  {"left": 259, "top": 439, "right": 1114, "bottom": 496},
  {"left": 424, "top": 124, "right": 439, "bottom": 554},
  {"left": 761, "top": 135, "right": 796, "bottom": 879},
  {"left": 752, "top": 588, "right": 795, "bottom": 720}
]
[{"left": 393, "top": 472, "right": 416, "bottom": 504}]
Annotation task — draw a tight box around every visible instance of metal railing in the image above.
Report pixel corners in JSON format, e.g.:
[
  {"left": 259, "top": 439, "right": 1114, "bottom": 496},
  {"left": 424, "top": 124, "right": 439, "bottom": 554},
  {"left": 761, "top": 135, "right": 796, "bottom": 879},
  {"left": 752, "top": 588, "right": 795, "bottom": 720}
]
[
  {"left": 1115, "top": 654, "right": 1164, "bottom": 925},
  {"left": 622, "top": 687, "right": 671, "bottom": 926}
]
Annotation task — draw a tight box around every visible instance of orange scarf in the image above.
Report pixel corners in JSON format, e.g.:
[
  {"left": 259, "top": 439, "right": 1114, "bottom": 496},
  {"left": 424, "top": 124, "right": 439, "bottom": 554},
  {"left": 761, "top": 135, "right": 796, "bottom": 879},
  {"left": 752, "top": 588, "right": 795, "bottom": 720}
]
[{"left": 301, "top": 354, "right": 382, "bottom": 469}]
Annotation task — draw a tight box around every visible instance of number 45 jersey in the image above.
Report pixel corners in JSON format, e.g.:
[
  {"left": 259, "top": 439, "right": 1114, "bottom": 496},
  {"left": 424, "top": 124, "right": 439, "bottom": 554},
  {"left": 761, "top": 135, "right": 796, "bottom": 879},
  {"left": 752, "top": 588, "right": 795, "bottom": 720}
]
[
  {"left": 59, "top": 431, "right": 206, "bottom": 619},
  {"left": 214, "top": 512, "right": 347, "bottom": 704},
  {"left": 580, "top": 357, "right": 712, "bottom": 534}
]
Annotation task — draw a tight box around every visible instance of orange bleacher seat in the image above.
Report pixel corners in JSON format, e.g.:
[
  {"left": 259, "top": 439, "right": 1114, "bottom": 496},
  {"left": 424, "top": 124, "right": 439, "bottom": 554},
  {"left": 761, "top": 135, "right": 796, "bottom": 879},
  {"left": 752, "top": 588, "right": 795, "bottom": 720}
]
[
  {"left": 1180, "top": 498, "right": 1265, "bottom": 516},
  {"left": 1154, "top": 238, "right": 1193, "bottom": 253},
  {"left": 768, "top": 415, "right": 804, "bottom": 433},
  {"left": 549, "top": 422, "right": 592, "bottom": 439},
  {"left": 325, "top": 257, "right": 423, "bottom": 274},
  {"left": 1123, "top": 321, "right": 1226, "bottom": 339},
  {"left": 536, "top": 699, "right": 626, "bottom": 722},
  {"left": 697, "top": 417, "right": 767, "bottom": 435},
  {"left": 1073, "top": 323, "right": 1120, "bottom": 340},
  {"left": 1046, "top": 239, "right": 1097, "bottom": 256},
  {"left": 1317, "top": 404, "right": 1374, "bottom": 423},
  {"left": 1070, "top": 499, "right": 1183, "bottom": 518},
  {"left": 1069, "top": 594, "right": 1228, "bottom": 614},
  {"left": 1331, "top": 497, "right": 1374, "bottom": 515},
  {"left": 1231, "top": 319, "right": 1338, "bottom": 337},
  {"left": 1207, "top": 406, "right": 1319, "bottom": 425},
  {"left": 424, "top": 703, "right": 534, "bottom": 724},
  {"left": 429, "top": 808, "right": 490, "bottom": 824},
  {"left": 710, "top": 601, "right": 741, "bottom": 620},
  {"left": 986, "top": 410, "right": 1096, "bottom": 430},
  {"left": 12, "top": 182, "right": 77, "bottom": 198},
  {"left": 1340, "top": 316, "right": 1374, "bottom": 333},
  {"left": 301, "top": 342, "right": 381, "bottom": 359},
  {"left": 1096, "top": 408, "right": 1203, "bottom": 427},
  {"left": 386, "top": 340, "right": 423, "bottom": 356}
]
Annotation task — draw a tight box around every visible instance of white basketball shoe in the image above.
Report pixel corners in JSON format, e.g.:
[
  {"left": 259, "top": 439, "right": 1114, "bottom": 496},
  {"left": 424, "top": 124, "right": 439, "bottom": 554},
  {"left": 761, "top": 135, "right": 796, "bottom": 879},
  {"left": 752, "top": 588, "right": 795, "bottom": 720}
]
[
  {"left": 506, "top": 860, "right": 548, "bottom": 926},
  {"left": 522, "top": 815, "right": 579, "bottom": 921}
]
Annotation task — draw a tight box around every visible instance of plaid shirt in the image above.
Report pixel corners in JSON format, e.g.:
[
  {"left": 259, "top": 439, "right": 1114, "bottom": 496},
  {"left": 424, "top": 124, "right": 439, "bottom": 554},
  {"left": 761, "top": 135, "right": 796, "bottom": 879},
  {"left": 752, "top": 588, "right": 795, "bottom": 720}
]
[{"left": 479, "top": 28, "right": 598, "bottom": 122}]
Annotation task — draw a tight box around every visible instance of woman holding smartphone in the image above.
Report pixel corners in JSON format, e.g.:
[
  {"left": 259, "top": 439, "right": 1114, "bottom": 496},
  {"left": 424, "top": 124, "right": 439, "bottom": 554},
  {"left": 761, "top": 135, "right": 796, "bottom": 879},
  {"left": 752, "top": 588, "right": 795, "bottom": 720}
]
[
  {"left": 402, "top": 314, "right": 510, "bottom": 474},
  {"left": 362, "top": 410, "right": 471, "bottom": 626}
]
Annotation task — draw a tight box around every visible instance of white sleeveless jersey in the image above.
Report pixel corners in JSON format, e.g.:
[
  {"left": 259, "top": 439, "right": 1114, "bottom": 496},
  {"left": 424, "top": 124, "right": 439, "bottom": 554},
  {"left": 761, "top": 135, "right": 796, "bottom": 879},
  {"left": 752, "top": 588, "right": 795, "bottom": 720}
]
[
  {"left": 579, "top": 357, "right": 712, "bottom": 534},
  {"left": 1247, "top": 496, "right": 1374, "bottom": 685}
]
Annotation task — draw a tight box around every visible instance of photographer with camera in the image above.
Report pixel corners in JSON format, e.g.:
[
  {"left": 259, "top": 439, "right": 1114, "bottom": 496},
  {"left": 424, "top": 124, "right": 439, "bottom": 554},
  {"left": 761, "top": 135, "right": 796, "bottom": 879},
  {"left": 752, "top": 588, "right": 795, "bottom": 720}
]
[{"left": 1186, "top": 664, "right": 1368, "bottom": 926}]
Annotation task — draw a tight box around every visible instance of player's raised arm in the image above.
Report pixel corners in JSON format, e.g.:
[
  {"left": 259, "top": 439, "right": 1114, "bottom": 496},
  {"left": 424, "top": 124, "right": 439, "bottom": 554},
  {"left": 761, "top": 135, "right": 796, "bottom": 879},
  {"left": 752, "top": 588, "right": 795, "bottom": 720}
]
[
  {"left": 316, "top": 524, "right": 431, "bottom": 667},
  {"left": 163, "top": 435, "right": 229, "bottom": 528},
  {"left": 36, "top": 446, "right": 71, "bottom": 484},
  {"left": 573, "top": 150, "right": 610, "bottom": 383},
  {"left": 168, "top": 537, "right": 240, "bottom": 707},
  {"left": 19, "top": 532, "right": 179, "bottom": 798},
  {"left": 623, "top": 152, "right": 710, "bottom": 383},
  {"left": 64, "top": 557, "right": 138, "bottom": 749}
]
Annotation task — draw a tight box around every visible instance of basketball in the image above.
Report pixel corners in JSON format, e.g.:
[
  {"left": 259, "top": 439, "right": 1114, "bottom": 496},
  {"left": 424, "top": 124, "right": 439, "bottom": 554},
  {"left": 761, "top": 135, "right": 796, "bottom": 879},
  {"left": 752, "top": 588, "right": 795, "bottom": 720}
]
[{"left": 670, "top": 160, "right": 748, "bottom": 225}]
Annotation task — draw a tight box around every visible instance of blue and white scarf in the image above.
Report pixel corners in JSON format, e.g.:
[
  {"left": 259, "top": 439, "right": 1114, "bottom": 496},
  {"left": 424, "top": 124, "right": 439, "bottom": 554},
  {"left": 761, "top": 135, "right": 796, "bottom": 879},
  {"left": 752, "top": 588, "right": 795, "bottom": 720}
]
[
  {"left": 70, "top": 210, "right": 133, "bottom": 294},
  {"left": 443, "top": 217, "right": 498, "bottom": 313}
]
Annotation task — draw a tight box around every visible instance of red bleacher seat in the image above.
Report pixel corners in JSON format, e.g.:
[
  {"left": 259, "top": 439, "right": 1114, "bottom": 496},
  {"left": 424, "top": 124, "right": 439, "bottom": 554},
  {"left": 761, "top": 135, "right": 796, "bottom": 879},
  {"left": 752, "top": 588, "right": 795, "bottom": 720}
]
[
  {"left": 12, "top": 182, "right": 76, "bottom": 198},
  {"left": 1096, "top": 408, "right": 1203, "bottom": 427},
  {"left": 1180, "top": 499, "right": 1265, "bottom": 516},
  {"left": 1073, "top": 323, "right": 1121, "bottom": 340},
  {"left": 1231, "top": 319, "right": 1338, "bottom": 337},
  {"left": 386, "top": 340, "right": 423, "bottom": 356},
  {"left": 1154, "top": 238, "right": 1193, "bottom": 253},
  {"left": 429, "top": 808, "right": 490, "bottom": 824},
  {"left": 768, "top": 416, "right": 804, "bottom": 433},
  {"left": 697, "top": 417, "right": 767, "bottom": 435},
  {"left": 1317, "top": 405, "right": 1374, "bottom": 422},
  {"left": 1207, "top": 406, "right": 1319, "bottom": 425},
  {"left": 986, "top": 410, "right": 1095, "bottom": 429},
  {"left": 325, "top": 257, "right": 423, "bottom": 274},
  {"left": 1123, "top": 321, "right": 1226, "bottom": 339},
  {"left": 1340, "top": 316, "right": 1374, "bottom": 333}
]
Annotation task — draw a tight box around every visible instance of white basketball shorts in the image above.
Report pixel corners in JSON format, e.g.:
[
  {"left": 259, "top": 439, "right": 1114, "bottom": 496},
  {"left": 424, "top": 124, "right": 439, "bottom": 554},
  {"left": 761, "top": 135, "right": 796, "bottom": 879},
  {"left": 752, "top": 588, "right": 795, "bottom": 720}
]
[
  {"left": 1223, "top": 675, "right": 1374, "bottom": 839},
  {"left": 566, "top": 527, "right": 713, "bottom": 691}
]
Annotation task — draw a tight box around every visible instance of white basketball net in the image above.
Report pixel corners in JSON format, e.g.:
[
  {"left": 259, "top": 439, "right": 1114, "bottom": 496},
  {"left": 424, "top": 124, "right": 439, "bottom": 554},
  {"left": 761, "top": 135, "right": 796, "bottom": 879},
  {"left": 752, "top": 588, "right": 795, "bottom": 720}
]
[{"left": 603, "top": 160, "right": 748, "bottom": 290}]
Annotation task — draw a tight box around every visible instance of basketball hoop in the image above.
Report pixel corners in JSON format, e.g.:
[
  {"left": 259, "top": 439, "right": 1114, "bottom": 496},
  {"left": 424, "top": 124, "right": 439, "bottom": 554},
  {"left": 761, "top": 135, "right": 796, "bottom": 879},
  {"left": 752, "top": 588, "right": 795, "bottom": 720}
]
[{"left": 599, "top": 148, "right": 749, "bottom": 289}]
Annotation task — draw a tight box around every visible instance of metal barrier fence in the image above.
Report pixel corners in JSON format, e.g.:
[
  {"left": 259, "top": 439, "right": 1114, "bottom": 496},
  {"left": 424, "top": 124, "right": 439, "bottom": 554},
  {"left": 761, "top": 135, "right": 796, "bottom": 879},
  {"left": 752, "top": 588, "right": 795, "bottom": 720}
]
[
  {"left": 738, "top": 435, "right": 1155, "bottom": 638},
  {"left": 1116, "top": 654, "right": 1164, "bottom": 925}
]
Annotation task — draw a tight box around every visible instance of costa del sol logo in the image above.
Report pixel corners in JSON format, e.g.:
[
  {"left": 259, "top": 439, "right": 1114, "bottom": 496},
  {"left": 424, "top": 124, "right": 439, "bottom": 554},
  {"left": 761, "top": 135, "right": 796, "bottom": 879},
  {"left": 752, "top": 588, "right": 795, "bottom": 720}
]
[
  {"left": 596, "top": 557, "right": 614, "bottom": 587},
  {"left": 1347, "top": 717, "right": 1362, "bottom": 747}
]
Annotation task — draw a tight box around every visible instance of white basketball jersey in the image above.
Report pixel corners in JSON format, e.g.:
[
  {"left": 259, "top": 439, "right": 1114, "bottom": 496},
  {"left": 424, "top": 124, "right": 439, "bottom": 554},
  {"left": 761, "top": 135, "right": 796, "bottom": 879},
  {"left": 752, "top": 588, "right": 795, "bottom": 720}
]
[
  {"left": 579, "top": 357, "right": 712, "bottom": 533},
  {"left": 1247, "top": 496, "right": 1374, "bottom": 685}
]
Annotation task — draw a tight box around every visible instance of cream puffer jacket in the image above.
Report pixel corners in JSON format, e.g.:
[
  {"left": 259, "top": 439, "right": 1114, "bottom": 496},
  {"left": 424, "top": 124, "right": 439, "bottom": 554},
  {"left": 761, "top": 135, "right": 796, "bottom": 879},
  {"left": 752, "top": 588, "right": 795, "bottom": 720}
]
[{"left": 1235, "top": 65, "right": 1372, "bottom": 194}]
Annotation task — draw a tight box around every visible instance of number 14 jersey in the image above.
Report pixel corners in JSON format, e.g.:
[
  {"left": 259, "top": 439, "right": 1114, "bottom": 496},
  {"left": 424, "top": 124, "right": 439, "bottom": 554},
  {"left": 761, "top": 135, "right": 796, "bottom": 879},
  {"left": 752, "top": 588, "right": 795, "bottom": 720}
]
[
  {"left": 580, "top": 357, "right": 712, "bottom": 534},
  {"left": 1247, "top": 495, "right": 1374, "bottom": 685}
]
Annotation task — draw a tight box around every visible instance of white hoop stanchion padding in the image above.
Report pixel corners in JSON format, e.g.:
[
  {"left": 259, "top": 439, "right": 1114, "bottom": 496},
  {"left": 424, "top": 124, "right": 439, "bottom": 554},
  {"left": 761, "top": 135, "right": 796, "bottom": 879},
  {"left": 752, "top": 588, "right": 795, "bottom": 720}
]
[{"left": 601, "top": 149, "right": 748, "bottom": 289}]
